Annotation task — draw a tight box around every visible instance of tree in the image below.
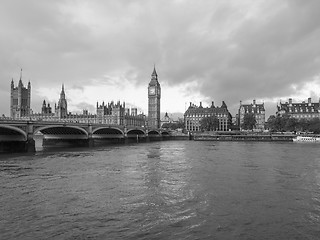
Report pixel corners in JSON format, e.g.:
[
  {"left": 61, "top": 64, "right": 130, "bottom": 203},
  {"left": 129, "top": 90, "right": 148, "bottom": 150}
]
[
  {"left": 266, "top": 115, "right": 277, "bottom": 131},
  {"left": 200, "top": 116, "right": 219, "bottom": 131},
  {"left": 297, "top": 119, "right": 308, "bottom": 132},
  {"left": 176, "top": 118, "right": 185, "bottom": 129},
  {"left": 284, "top": 117, "right": 297, "bottom": 132},
  {"left": 162, "top": 118, "right": 185, "bottom": 130},
  {"left": 241, "top": 113, "right": 256, "bottom": 130},
  {"left": 307, "top": 118, "right": 320, "bottom": 133},
  {"left": 279, "top": 114, "right": 290, "bottom": 132},
  {"left": 266, "top": 115, "right": 320, "bottom": 133}
]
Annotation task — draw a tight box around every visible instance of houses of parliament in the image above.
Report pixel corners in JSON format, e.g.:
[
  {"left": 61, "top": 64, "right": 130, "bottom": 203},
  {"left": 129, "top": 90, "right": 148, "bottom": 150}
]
[{"left": 9, "top": 68, "right": 162, "bottom": 129}]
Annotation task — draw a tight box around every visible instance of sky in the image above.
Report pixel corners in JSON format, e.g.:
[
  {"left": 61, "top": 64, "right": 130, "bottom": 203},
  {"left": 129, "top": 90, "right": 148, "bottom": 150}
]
[{"left": 1, "top": 0, "right": 320, "bottom": 119}]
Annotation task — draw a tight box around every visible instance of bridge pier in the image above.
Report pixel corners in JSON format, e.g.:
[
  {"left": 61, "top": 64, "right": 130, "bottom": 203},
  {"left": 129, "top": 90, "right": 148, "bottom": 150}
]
[
  {"left": 124, "top": 130, "right": 129, "bottom": 144},
  {"left": 25, "top": 139, "right": 35, "bottom": 152},
  {"left": 87, "top": 125, "right": 94, "bottom": 147},
  {"left": 87, "top": 138, "right": 94, "bottom": 148},
  {"left": 26, "top": 122, "right": 35, "bottom": 152}
]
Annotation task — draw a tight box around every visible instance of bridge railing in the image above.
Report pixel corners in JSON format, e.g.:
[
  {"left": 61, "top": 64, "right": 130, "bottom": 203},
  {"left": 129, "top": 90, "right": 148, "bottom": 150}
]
[
  {"left": 0, "top": 116, "right": 147, "bottom": 126},
  {"left": 0, "top": 117, "right": 149, "bottom": 131},
  {"left": 0, "top": 116, "right": 98, "bottom": 124}
]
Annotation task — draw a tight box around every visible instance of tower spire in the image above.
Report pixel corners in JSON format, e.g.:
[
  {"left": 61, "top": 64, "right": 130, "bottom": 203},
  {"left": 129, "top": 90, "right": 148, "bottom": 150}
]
[
  {"left": 152, "top": 65, "right": 157, "bottom": 76},
  {"left": 60, "top": 83, "right": 66, "bottom": 100},
  {"left": 20, "top": 68, "right": 22, "bottom": 80}
]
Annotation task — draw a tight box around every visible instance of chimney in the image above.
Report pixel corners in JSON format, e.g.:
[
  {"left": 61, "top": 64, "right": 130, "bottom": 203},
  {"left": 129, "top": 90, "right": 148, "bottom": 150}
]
[
  {"left": 308, "top": 97, "right": 311, "bottom": 106},
  {"left": 200, "top": 102, "right": 202, "bottom": 108},
  {"left": 253, "top": 99, "right": 256, "bottom": 105},
  {"left": 289, "top": 98, "right": 292, "bottom": 105}
]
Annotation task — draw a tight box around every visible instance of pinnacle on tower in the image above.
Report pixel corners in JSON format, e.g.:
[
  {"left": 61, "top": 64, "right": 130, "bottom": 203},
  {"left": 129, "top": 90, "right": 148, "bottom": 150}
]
[
  {"left": 152, "top": 65, "right": 157, "bottom": 78},
  {"left": 18, "top": 69, "right": 23, "bottom": 86}
]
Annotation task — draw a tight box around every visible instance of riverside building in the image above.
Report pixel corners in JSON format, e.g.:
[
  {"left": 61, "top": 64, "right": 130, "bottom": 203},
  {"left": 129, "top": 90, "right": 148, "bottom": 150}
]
[
  {"left": 161, "top": 112, "right": 174, "bottom": 127},
  {"left": 96, "top": 101, "right": 146, "bottom": 127},
  {"left": 55, "top": 84, "right": 68, "bottom": 118},
  {"left": 8, "top": 74, "right": 146, "bottom": 126},
  {"left": 184, "top": 101, "right": 232, "bottom": 132},
  {"left": 10, "top": 70, "right": 31, "bottom": 119},
  {"left": 148, "top": 66, "right": 161, "bottom": 129},
  {"left": 277, "top": 98, "right": 320, "bottom": 119},
  {"left": 41, "top": 100, "right": 53, "bottom": 116},
  {"left": 38, "top": 84, "right": 69, "bottom": 120},
  {"left": 238, "top": 100, "right": 265, "bottom": 130}
]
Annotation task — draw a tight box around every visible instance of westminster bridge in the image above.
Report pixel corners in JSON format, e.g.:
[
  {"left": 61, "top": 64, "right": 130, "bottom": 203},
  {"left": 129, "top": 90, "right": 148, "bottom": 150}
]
[{"left": 0, "top": 119, "right": 172, "bottom": 153}]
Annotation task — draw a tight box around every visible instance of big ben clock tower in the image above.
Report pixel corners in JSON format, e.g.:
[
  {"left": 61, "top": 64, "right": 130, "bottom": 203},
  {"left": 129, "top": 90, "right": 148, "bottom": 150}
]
[{"left": 148, "top": 66, "right": 161, "bottom": 129}]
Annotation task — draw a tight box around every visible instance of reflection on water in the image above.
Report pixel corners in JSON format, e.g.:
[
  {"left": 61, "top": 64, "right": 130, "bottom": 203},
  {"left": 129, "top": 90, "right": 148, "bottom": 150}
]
[{"left": 1, "top": 141, "right": 320, "bottom": 239}]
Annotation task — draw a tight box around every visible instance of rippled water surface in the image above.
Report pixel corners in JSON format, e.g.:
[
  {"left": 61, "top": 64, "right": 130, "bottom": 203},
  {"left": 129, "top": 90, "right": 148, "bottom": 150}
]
[{"left": 1, "top": 141, "right": 320, "bottom": 239}]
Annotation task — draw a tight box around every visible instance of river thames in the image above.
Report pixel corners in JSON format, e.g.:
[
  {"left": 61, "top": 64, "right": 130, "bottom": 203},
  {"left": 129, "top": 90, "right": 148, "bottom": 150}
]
[{"left": 1, "top": 140, "right": 320, "bottom": 239}]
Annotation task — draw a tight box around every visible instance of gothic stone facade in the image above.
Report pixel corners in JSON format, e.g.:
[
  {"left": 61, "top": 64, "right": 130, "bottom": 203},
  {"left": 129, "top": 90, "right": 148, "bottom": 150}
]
[
  {"left": 148, "top": 67, "right": 161, "bottom": 129},
  {"left": 55, "top": 84, "right": 68, "bottom": 118},
  {"left": 96, "top": 101, "right": 145, "bottom": 127},
  {"left": 10, "top": 72, "right": 31, "bottom": 118},
  {"left": 41, "top": 100, "right": 53, "bottom": 116}
]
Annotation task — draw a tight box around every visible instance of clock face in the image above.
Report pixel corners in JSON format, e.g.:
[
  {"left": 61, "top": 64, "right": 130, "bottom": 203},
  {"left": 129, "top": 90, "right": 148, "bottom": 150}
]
[{"left": 149, "top": 87, "right": 155, "bottom": 95}]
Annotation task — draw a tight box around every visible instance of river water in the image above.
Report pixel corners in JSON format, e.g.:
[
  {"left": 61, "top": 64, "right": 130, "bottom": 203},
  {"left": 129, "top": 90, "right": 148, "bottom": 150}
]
[{"left": 1, "top": 140, "right": 320, "bottom": 239}]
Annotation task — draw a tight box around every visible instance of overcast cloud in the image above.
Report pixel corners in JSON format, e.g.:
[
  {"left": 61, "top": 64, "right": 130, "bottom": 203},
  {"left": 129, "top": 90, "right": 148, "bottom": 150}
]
[{"left": 1, "top": 0, "right": 320, "bottom": 118}]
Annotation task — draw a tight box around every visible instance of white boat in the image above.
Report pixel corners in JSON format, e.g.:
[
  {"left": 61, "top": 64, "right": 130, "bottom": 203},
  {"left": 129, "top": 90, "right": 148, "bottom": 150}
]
[{"left": 293, "top": 136, "right": 320, "bottom": 142}]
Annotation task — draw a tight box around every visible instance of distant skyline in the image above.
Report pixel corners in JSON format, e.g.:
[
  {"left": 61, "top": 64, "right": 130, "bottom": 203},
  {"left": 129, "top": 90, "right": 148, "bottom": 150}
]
[{"left": 1, "top": 0, "right": 320, "bottom": 118}]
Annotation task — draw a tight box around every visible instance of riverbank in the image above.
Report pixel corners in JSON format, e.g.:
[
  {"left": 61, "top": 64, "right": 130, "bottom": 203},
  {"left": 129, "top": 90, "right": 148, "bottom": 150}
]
[{"left": 193, "top": 133, "right": 295, "bottom": 142}]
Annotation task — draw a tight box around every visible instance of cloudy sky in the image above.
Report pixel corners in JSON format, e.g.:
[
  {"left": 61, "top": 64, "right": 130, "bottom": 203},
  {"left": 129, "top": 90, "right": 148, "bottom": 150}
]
[{"left": 1, "top": 0, "right": 320, "bottom": 119}]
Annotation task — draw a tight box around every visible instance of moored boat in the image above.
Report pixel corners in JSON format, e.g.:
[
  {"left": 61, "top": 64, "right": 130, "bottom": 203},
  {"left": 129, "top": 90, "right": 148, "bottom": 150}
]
[{"left": 293, "top": 136, "right": 320, "bottom": 142}]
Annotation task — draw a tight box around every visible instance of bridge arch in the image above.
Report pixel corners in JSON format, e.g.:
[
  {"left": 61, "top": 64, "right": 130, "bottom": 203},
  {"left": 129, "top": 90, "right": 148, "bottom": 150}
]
[
  {"left": 93, "top": 127, "right": 124, "bottom": 135},
  {"left": 127, "top": 129, "right": 146, "bottom": 135},
  {"left": 148, "top": 130, "right": 160, "bottom": 135},
  {"left": 34, "top": 125, "right": 88, "bottom": 137},
  {"left": 0, "top": 125, "right": 27, "bottom": 141},
  {"left": 161, "top": 131, "right": 170, "bottom": 136}
]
